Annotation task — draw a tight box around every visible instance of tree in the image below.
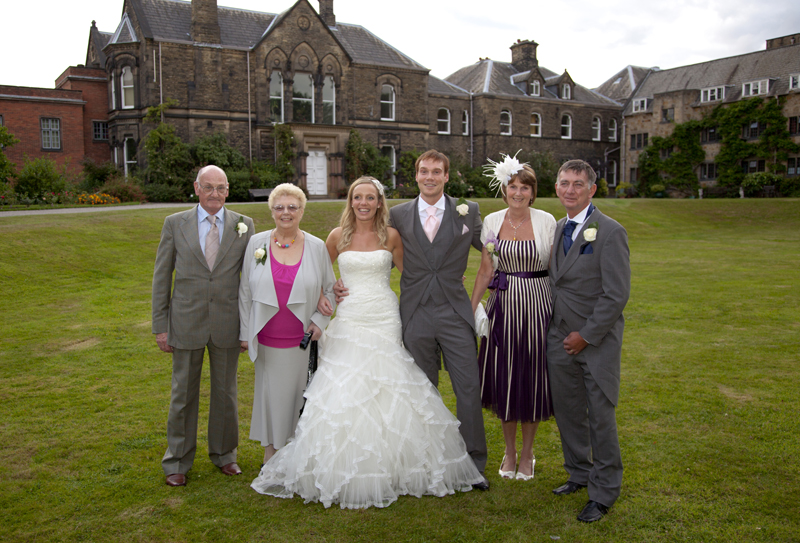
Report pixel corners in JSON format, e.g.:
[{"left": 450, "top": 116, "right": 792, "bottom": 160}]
[
  {"left": 344, "top": 129, "right": 391, "bottom": 182},
  {"left": 141, "top": 99, "right": 193, "bottom": 193},
  {"left": 0, "top": 125, "right": 20, "bottom": 183}
]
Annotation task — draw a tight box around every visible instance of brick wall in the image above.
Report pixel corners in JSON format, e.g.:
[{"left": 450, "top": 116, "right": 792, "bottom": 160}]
[{"left": 56, "top": 66, "right": 112, "bottom": 165}]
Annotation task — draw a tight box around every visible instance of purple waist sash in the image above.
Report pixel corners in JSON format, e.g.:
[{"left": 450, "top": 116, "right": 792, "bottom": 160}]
[{"left": 487, "top": 269, "right": 548, "bottom": 345}]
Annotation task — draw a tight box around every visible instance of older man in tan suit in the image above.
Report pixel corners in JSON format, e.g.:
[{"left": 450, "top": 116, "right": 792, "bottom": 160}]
[{"left": 152, "top": 165, "right": 254, "bottom": 487}]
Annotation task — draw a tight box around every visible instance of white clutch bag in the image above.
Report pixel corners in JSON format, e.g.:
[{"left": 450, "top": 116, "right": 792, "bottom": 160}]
[{"left": 474, "top": 302, "right": 489, "bottom": 338}]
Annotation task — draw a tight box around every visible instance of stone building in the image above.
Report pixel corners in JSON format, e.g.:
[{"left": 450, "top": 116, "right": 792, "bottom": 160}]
[
  {"left": 84, "top": 0, "right": 625, "bottom": 196},
  {"left": 622, "top": 34, "right": 800, "bottom": 188},
  {"left": 0, "top": 67, "right": 109, "bottom": 175}
]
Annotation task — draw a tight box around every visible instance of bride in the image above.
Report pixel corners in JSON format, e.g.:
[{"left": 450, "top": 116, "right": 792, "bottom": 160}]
[{"left": 251, "top": 176, "right": 483, "bottom": 509}]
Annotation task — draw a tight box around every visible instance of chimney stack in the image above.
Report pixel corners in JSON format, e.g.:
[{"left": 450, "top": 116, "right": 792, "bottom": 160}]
[
  {"left": 510, "top": 39, "right": 539, "bottom": 72},
  {"left": 192, "top": 0, "right": 221, "bottom": 43},
  {"left": 319, "top": 0, "right": 336, "bottom": 27}
]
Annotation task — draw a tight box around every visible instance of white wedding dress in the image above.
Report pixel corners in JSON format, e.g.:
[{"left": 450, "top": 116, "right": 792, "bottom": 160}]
[{"left": 251, "top": 250, "right": 482, "bottom": 509}]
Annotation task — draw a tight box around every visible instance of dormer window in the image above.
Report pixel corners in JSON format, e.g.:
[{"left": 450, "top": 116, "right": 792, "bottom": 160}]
[
  {"left": 531, "top": 80, "right": 540, "bottom": 97},
  {"left": 632, "top": 98, "right": 647, "bottom": 113},
  {"left": 561, "top": 84, "right": 571, "bottom": 100},
  {"left": 743, "top": 80, "right": 768, "bottom": 97},
  {"left": 701, "top": 87, "right": 725, "bottom": 103},
  {"left": 789, "top": 74, "right": 799, "bottom": 90}
]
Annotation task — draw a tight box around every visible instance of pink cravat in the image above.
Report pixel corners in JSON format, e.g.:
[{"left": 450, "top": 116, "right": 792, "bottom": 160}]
[{"left": 424, "top": 205, "right": 439, "bottom": 242}]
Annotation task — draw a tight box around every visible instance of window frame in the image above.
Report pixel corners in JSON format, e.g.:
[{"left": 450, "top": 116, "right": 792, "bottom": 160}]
[
  {"left": 437, "top": 108, "right": 450, "bottom": 134},
  {"left": 461, "top": 110, "right": 469, "bottom": 136},
  {"left": 111, "top": 72, "right": 117, "bottom": 110},
  {"left": 662, "top": 108, "right": 674, "bottom": 122},
  {"left": 121, "top": 66, "right": 135, "bottom": 109},
  {"left": 530, "top": 112, "right": 541, "bottom": 138},
  {"left": 630, "top": 133, "right": 648, "bottom": 149},
  {"left": 41, "top": 117, "right": 61, "bottom": 150},
  {"left": 632, "top": 98, "right": 647, "bottom": 113},
  {"left": 123, "top": 137, "right": 137, "bottom": 178},
  {"left": 608, "top": 160, "right": 617, "bottom": 185},
  {"left": 322, "top": 75, "right": 335, "bottom": 125},
  {"left": 788, "top": 157, "right": 798, "bottom": 176},
  {"left": 500, "top": 109, "right": 512, "bottom": 136},
  {"left": 742, "top": 80, "right": 768, "bottom": 97},
  {"left": 701, "top": 86, "right": 725, "bottom": 103},
  {"left": 531, "top": 79, "right": 540, "bottom": 97},
  {"left": 608, "top": 118, "right": 617, "bottom": 142},
  {"left": 561, "top": 84, "right": 571, "bottom": 100},
  {"left": 93, "top": 121, "right": 109, "bottom": 141},
  {"left": 591, "top": 116, "right": 601, "bottom": 141},
  {"left": 701, "top": 162, "right": 718, "bottom": 180},
  {"left": 561, "top": 114, "right": 572, "bottom": 139},
  {"left": 268, "top": 70, "right": 284, "bottom": 123},
  {"left": 380, "top": 84, "right": 395, "bottom": 121},
  {"left": 381, "top": 145, "right": 396, "bottom": 187},
  {"left": 292, "top": 72, "right": 315, "bottom": 124},
  {"left": 790, "top": 74, "right": 800, "bottom": 90}
]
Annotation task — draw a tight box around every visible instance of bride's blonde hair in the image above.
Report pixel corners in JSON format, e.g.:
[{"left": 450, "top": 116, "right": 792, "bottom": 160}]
[{"left": 337, "top": 176, "right": 389, "bottom": 252}]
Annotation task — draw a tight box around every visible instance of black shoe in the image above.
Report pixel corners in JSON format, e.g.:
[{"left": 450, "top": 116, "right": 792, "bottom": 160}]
[
  {"left": 552, "top": 481, "right": 587, "bottom": 495},
  {"left": 577, "top": 500, "right": 609, "bottom": 522},
  {"left": 472, "top": 475, "right": 490, "bottom": 491}
]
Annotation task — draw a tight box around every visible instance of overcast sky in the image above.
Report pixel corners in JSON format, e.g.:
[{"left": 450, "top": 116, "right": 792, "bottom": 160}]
[{"left": 3, "top": 0, "right": 799, "bottom": 90}]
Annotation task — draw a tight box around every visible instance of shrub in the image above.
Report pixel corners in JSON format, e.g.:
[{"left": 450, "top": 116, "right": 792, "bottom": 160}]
[
  {"left": 142, "top": 183, "right": 186, "bottom": 203},
  {"left": 77, "top": 193, "right": 121, "bottom": 205},
  {"left": 344, "top": 129, "right": 391, "bottom": 182},
  {"left": 250, "top": 161, "right": 283, "bottom": 188},
  {"left": 616, "top": 182, "right": 633, "bottom": 198},
  {"left": 80, "top": 159, "right": 118, "bottom": 193},
  {"left": 0, "top": 181, "right": 18, "bottom": 206},
  {"left": 0, "top": 126, "right": 20, "bottom": 183},
  {"left": 190, "top": 133, "right": 247, "bottom": 171},
  {"left": 97, "top": 177, "right": 146, "bottom": 203},
  {"left": 226, "top": 170, "right": 255, "bottom": 202},
  {"left": 596, "top": 178, "right": 609, "bottom": 198},
  {"left": 741, "top": 172, "right": 782, "bottom": 197},
  {"left": 14, "top": 157, "right": 66, "bottom": 198},
  {"left": 776, "top": 175, "right": 800, "bottom": 197}
]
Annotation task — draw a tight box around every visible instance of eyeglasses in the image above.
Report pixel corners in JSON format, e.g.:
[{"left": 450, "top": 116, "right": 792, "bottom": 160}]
[
  {"left": 272, "top": 204, "right": 301, "bottom": 213},
  {"left": 198, "top": 184, "right": 229, "bottom": 195}
]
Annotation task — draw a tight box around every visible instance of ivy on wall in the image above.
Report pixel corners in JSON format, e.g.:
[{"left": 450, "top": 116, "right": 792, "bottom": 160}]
[{"left": 636, "top": 97, "right": 799, "bottom": 193}]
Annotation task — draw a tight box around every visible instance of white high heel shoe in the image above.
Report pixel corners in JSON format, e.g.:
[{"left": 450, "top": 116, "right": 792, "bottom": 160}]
[
  {"left": 499, "top": 454, "right": 516, "bottom": 479},
  {"left": 515, "top": 456, "right": 535, "bottom": 481}
]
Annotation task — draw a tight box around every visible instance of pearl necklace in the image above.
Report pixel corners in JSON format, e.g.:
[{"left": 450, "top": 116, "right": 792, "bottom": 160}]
[
  {"left": 273, "top": 233, "right": 297, "bottom": 248},
  {"left": 507, "top": 214, "right": 528, "bottom": 241}
]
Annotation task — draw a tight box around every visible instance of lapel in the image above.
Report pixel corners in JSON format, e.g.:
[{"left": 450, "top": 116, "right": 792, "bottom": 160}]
[
  {"left": 554, "top": 205, "right": 602, "bottom": 281},
  {"left": 252, "top": 230, "right": 279, "bottom": 308},
  {"left": 215, "top": 207, "right": 237, "bottom": 265},
  {"left": 403, "top": 196, "right": 427, "bottom": 261},
  {"left": 551, "top": 218, "right": 566, "bottom": 273},
  {"left": 179, "top": 206, "right": 209, "bottom": 270}
]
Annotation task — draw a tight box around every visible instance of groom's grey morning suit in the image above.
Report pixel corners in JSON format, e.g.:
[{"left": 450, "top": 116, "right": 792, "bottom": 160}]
[
  {"left": 547, "top": 204, "right": 630, "bottom": 507},
  {"left": 389, "top": 194, "right": 488, "bottom": 472},
  {"left": 152, "top": 205, "right": 254, "bottom": 476}
]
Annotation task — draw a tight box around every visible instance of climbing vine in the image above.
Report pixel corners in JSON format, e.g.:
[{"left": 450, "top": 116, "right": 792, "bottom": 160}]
[{"left": 637, "top": 97, "right": 798, "bottom": 193}]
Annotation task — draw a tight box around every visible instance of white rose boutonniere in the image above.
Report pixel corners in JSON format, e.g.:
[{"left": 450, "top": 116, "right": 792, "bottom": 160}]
[
  {"left": 254, "top": 245, "right": 267, "bottom": 266},
  {"left": 455, "top": 197, "right": 469, "bottom": 217},
  {"left": 236, "top": 217, "right": 248, "bottom": 237},
  {"left": 583, "top": 222, "right": 599, "bottom": 242}
]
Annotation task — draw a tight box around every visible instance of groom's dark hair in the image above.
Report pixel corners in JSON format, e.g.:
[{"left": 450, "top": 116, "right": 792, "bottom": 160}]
[{"left": 415, "top": 149, "right": 450, "bottom": 176}]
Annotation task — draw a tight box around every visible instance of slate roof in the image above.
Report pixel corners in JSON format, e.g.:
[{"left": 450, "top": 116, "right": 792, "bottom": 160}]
[
  {"left": 594, "top": 65, "right": 652, "bottom": 102},
  {"left": 428, "top": 75, "right": 469, "bottom": 96},
  {"left": 625, "top": 43, "right": 800, "bottom": 114},
  {"left": 445, "top": 59, "right": 618, "bottom": 106},
  {"left": 122, "top": 0, "right": 426, "bottom": 71}
]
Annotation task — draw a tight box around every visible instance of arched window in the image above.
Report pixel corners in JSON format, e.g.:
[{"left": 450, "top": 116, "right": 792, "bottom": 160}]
[
  {"left": 293, "top": 73, "right": 314, "bottom": 123},
  {"left": 561, "top": 114, "right": 572, "bottom": 139},
  {"left": 592, "top": 116, "right": 601, "bottom": 141},
  {"left": 561, "top": 84, "right": 571, "bottom": 100},
  {"left": 322, "top": 75, "right": 335, "bottom": 124},
  {"left": 531, "top": 80, "right": 540, "bottom": 97},
  {"left": 380, "top": 85, "right": 395, "bottom": 121},
  {"left": 269, "top": 70, "right": 283, "bottom": 123},
  {"left": 500, "top": 109, "right": 512, "bottom": 135},
  {"left": 437, "top": 108, "right": 450, "bottom": 134},
  {"left": 608, "top": 118, "right": 618, "bottom": 142},
  {"left": 530, "top": 113, "right": 541, "bottom": 137},
  {"left": 121, "top": 66, "right": 134, "bottom": 109},
  {"left": 462, "top": 110, "right": 469, "bottom": 136}
]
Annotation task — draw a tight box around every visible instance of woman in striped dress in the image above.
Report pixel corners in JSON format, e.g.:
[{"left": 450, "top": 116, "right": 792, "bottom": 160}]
[{"left": 470, "top": 162, "right": 556, "bottom": 481}]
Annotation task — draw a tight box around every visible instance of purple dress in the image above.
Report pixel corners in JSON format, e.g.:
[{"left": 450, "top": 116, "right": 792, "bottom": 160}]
[{"left": 478, "top": 239, "right": 553, "bottom": 422}]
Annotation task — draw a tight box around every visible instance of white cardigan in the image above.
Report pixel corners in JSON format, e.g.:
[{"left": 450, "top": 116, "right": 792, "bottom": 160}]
[{"left": 480, "top": 207, "right": 557, "bottom": 269}]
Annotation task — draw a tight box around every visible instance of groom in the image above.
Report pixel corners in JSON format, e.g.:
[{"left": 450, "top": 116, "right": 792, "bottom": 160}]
[
  {"left": 547, "top": 159, "right": 630, "bottom": 522},
  {"left": 389, "top": 150, "right": 489, "bottom": 489}
]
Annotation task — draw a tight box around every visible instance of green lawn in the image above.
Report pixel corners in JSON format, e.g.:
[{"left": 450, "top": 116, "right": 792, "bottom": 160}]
[{"left": 0, "top": 198, "right": 798, "bottom": 542}]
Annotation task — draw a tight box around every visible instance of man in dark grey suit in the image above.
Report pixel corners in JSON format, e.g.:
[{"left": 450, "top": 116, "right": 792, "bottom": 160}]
[
  {"left": 152, "top": 165, "right": 254, "bottom": 487},
  {"left": 388, "top": 150, "right": 489, "bottom": 490},
  {"left": 547, "top": 159, "right": 630, "bottom": 522}
]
